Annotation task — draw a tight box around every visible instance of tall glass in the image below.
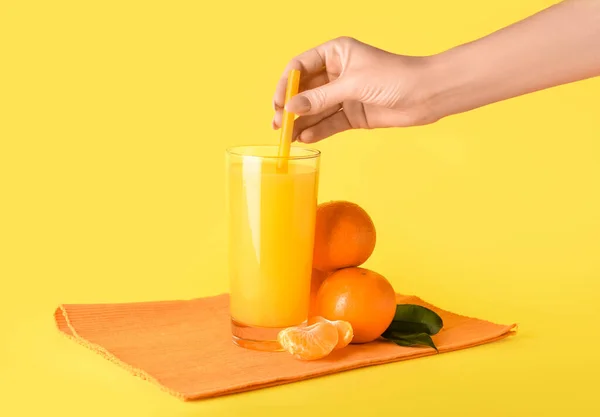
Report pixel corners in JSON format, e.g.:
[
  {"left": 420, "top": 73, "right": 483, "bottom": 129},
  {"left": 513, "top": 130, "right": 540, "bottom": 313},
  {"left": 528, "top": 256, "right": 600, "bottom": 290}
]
[{"left": 226, "top": 145, "right": 320, "bottom": 351}]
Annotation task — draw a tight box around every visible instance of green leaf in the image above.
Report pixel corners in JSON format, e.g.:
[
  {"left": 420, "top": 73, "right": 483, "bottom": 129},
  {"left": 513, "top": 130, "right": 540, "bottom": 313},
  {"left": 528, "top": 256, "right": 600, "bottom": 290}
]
[
  {"left": 384, "top": 332, "right": 439, "bottom": 352},
  {"left": 386, "top": 304, "right": 444, "bottom": 336}
]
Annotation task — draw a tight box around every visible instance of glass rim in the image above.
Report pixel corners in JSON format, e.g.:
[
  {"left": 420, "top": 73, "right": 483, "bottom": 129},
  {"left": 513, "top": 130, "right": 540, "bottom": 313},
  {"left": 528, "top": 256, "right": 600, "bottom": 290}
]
[{"left": 226, "top": 145, "right": 320, "bottom": 160}]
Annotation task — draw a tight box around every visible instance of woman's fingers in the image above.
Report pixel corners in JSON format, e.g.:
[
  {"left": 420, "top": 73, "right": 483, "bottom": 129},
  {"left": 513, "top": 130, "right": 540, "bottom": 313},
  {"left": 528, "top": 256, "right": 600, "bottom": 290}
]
[
  {"left": 296, "top": 109, "right": 352, "bottom": 143},
  {"left": 292, "top": 104, "right": 342, "bottom": 139},
  {"left": 272, "top": 72, "right": 333, "bottom": 129},
  {"left": 286, "top": 77, "right": 356, "bottom": 116},
  {"left": 273, "top": 47, "right": 327, "bottom": 111},
  {"left": 272, "top": 102, "right": 341, "bottom": 136}
]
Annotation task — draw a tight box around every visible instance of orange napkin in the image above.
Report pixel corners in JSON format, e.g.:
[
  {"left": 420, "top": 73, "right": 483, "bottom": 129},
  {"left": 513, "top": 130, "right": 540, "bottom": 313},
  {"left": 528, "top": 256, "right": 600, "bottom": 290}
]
[{"left": 54, "top": 293, "right": 516, "bottom": 401}]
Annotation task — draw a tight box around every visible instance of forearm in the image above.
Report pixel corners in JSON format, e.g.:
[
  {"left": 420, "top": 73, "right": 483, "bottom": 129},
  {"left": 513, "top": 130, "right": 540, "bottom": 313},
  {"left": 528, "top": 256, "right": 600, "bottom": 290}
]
[{"left": 425, "top": 0, "right": 600, "bottom": 120}]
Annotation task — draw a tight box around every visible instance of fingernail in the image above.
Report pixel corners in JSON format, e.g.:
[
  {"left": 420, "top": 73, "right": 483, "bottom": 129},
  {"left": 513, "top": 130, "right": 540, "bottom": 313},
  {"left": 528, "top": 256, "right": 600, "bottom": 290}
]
[{"left": 286, "top": 96, "right": 311, "bottom": 114}]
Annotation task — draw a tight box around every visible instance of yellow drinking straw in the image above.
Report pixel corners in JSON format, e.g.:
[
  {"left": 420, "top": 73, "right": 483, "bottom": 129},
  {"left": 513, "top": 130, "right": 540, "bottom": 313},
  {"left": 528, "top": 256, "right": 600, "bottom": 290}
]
[{"left": 277, "top": 68, "right": 301, "bottom": 172}]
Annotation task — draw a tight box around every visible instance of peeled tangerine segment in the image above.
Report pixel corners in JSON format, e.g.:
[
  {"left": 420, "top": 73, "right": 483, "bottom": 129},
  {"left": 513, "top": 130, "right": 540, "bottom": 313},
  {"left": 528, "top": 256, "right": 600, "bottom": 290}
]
[
  {"left": 277, "top": 320, "right": 339, "bottom": 360},
  {"left": 309, "top": 316, "right": 354, "bottom": 349}
]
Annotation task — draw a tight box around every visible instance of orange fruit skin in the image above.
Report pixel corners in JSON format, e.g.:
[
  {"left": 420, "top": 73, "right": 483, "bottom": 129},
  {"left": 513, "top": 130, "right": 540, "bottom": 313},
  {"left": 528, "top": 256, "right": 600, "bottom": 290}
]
[
  {"left": 308, "top": 269, "right": 330, "bottom": 317},
  {"left": 315, "top": 267, "right": 396, "bottom": 344},
  {"left": 312, "top": 201, "right": 376, "bottom": 272},
  {"left": 277, "top": 320, "right": 339, "bottom": 360}
]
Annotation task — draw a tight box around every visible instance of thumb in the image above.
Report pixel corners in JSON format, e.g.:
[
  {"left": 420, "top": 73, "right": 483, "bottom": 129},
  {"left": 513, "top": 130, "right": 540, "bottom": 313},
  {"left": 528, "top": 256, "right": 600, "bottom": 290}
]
[{"left": 286, "top": 78, "right": 355, "bottom": 116}]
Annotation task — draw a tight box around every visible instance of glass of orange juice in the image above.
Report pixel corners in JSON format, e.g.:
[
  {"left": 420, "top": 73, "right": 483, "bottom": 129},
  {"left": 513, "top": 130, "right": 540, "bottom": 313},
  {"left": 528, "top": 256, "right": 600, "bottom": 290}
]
[{"left": 226, "top": 145, "right": 320, "bottom": 351}]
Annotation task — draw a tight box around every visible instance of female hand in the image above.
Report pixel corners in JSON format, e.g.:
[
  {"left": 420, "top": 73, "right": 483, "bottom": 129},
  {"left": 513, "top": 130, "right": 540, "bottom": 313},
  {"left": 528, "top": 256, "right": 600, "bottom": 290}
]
[
  {"left": 272, "top": 37, "right": 436, "bottom": 143},
  {"left": 272, "top": 3, "right": 600, "bottom": 144}
]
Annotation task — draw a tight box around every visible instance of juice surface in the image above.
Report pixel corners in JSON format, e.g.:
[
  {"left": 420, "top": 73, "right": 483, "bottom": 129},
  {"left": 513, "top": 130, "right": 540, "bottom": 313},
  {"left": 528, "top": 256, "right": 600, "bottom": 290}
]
[{"left": 228, "top": 160, "right": 318, "bottom": 328}]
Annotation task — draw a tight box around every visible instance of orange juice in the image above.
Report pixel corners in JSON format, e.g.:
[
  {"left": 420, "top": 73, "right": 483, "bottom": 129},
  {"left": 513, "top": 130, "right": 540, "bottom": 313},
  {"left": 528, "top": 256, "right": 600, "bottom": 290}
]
[
  {"left": 226, "top": 146, "right": 320, "bottom": 350},
  {"left": 228, "top": 161, "right": 318, "bottom": 325}
]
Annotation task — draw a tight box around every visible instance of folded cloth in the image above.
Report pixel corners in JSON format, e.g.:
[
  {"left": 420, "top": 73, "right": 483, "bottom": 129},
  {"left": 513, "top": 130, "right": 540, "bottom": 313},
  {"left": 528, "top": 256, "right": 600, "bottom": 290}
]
[{"left": 54, "top": 293, "right": 516, "bottom": 401}]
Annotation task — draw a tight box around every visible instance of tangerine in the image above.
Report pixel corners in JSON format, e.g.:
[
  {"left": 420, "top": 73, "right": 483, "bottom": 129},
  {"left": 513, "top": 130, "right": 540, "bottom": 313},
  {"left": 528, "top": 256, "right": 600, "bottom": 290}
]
[
  {"left": 312, "top": 201, "right": 376, "bottom": 272},
  {"left": 308, "top": 316, "right": 354, "bottom": 349},
  {"left": 277, "top": 320, "right": 339, "bottom": 360},
  {"left": 315, "top": 267, "right": 396, "bottom": 344}
]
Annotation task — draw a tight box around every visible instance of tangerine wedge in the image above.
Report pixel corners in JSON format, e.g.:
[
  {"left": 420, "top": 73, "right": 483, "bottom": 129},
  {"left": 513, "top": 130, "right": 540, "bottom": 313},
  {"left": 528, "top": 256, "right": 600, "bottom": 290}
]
[
  {"left": 277, "top": 320, "right": 339, "bottom": 360},
  {"left": 309, "top": 316, "right": 354, "bottom": 349}
]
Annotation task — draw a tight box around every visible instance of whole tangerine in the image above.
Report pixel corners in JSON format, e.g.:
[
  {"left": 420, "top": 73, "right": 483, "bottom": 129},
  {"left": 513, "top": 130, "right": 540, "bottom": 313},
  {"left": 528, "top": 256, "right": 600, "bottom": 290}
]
[
  {"left": 312, "top": 201, "right": 376, "bottom": 272},
  {"left": 315, "top": 267, "right": 396, "bottom": 344}
]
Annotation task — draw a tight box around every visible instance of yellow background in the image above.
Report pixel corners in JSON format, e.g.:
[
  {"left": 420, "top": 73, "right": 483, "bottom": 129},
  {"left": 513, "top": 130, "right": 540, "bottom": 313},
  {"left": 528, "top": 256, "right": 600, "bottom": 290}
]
[{"left": 1, "top": 0, "right": 599, "bottom": 415}]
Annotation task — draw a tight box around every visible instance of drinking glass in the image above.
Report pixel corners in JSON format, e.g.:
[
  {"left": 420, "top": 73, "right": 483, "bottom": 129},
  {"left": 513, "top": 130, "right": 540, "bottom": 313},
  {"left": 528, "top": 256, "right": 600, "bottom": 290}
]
[{"left": 226, "top": 145, "right": 320, "bottom": 351}]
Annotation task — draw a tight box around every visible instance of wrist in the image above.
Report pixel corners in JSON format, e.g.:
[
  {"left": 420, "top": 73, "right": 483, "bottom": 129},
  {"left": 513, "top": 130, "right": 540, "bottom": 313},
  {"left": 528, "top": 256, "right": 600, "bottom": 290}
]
[{"left": 419, "top": 48, "right": 472, "bottom": 123}]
